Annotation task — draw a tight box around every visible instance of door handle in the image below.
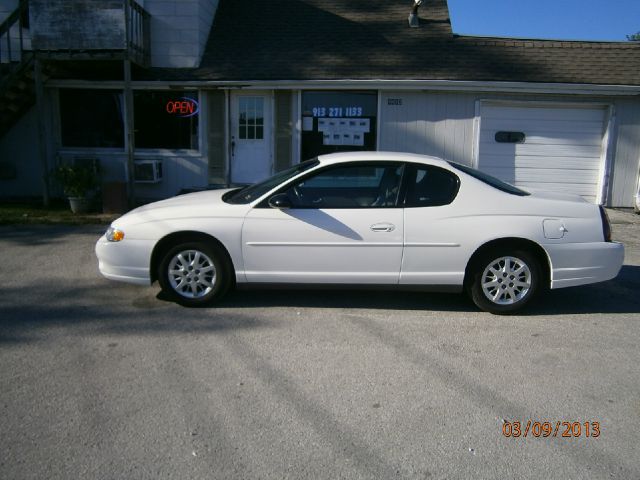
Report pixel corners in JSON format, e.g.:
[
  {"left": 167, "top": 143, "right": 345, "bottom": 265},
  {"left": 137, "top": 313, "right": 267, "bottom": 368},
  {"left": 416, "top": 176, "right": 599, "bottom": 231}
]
[
  {"left": 231, "top": 136, "right": 236, "bottom": 157},
  {"left": 370, "top": 223, "right": 395, "bottom": 232}
]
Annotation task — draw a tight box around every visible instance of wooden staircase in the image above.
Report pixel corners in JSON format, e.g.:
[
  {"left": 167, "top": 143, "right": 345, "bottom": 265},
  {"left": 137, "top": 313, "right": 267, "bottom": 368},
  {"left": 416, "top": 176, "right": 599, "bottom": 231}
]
[
  {"left": 1, "top": 0, "right": 151, "bottom": 139},
  {"left": 0, "top": 0, "right": 37, "bottom": 138}
]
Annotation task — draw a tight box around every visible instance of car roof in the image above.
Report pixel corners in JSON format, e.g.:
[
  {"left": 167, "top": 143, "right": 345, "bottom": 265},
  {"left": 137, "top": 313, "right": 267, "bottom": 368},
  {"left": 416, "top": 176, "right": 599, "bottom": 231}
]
[{"left": 316, "top": 151, "right": 450, "bottom": 168}]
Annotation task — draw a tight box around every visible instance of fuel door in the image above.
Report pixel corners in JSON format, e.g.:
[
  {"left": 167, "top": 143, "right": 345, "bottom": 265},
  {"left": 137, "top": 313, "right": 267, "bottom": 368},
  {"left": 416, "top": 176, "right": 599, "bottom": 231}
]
[{"left": 543, "top": 219, "right": 568, "bottom": 239}]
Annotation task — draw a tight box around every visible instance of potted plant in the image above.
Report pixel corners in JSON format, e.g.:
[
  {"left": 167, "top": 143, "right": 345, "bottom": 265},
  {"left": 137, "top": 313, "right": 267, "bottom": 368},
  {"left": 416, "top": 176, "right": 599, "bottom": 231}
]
[{"left": 53, "top": 164, "right": 99, "bottom": 213}]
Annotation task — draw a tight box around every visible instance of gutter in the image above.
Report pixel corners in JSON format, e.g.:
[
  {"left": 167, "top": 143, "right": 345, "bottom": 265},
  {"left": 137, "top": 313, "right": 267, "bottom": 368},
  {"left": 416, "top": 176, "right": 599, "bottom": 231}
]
[{"left": 46, "top": 78, "right": 640, "bottom": 96}]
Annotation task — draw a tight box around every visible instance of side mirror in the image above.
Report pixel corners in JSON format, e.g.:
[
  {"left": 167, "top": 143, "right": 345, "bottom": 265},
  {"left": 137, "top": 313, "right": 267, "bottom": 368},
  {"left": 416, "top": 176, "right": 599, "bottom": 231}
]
[{"left": 268, "top": 193, "right": 292, "bottom": 209}]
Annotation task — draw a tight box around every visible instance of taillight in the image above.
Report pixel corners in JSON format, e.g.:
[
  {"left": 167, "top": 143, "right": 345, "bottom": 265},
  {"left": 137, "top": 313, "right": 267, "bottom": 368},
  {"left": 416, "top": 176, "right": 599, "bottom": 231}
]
[{"left": 598, "top": 206, "right": 612, "bottom": 242}]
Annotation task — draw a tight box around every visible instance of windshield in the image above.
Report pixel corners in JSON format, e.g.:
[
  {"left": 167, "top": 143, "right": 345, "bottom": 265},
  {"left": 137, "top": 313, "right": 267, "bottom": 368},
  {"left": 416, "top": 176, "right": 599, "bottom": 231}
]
[
  {"left": 223, "top": 158, "right": 320, "bottom": 204},
  {"left": 447, "top": 162, "right": 530, "bottom": 196}
]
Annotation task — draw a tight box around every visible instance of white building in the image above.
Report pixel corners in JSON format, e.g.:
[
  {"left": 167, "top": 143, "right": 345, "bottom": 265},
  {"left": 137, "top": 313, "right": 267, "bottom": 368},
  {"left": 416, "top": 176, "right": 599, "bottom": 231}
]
[{"left": 1, "top": 0, "right": 639, "bottom": 207}]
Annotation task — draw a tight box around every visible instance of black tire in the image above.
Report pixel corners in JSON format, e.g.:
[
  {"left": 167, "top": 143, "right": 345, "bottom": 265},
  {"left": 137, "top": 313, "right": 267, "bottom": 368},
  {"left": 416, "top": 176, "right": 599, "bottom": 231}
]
[
  {"left": 157, "top": 241, "right": 232, "bottom": 307},
  {"left": 468, "top": 249, "right": 541, "bottom": 314}
]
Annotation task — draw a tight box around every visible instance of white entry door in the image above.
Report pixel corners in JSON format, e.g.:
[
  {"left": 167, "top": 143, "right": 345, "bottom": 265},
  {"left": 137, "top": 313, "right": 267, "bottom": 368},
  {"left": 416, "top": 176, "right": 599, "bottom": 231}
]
[{"left": 230, "top": 92, "right": 272, "bottom": 184}]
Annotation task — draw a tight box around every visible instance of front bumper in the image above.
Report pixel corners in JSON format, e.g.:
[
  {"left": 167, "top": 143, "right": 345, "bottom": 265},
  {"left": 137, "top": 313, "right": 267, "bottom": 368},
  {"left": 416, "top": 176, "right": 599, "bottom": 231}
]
[
  {"left": 95, "top": 235, "right": 153, "bottom": 286},
  {"left": 547, "top": 241, "right": 624, "bottom": 289}
]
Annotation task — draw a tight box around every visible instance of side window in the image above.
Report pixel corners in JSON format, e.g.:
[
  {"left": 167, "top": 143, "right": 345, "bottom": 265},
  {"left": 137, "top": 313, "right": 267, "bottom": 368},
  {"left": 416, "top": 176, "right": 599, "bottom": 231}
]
[
  {"left": 405, "top": 166, "right": 460, "bottom": 207},
  {"left": 284, "top": 163, "right": 404, "bottom": 208},
  {"left": 60, "top": 89, "right": 124, "bottom": 148}
]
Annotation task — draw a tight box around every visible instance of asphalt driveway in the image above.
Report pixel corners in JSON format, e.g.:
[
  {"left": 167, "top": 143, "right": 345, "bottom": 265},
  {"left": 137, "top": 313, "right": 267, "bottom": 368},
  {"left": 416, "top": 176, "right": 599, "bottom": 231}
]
[{"left": 1, "top": 210, "right": 639, "bottom": 479}]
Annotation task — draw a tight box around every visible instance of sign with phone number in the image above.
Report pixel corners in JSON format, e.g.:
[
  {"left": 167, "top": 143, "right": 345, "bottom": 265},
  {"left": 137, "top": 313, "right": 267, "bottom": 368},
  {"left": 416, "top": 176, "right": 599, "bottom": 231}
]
[{"left": 312, "top": 107, "right": 363, "bottom": 118}]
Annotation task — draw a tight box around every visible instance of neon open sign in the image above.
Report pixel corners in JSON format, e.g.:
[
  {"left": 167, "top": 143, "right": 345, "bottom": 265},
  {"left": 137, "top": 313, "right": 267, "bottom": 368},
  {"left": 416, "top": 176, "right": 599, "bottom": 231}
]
[{"left": 165, "top": 97, "right": 199, "bottom": 118}]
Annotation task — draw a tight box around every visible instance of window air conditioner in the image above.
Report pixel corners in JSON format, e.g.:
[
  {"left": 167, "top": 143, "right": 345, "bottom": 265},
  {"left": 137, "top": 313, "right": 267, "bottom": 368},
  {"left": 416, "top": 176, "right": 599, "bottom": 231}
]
[{"left": 134, "top": 160, "right": 163, "bottom": 183}]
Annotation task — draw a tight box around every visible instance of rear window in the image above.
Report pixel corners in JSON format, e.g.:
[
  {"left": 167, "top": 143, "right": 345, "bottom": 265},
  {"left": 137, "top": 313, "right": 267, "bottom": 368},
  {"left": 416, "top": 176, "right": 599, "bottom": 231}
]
[
  {"left": 448, "top": 162, "right": 530, "bottom": 196},
  {"left": 405, "top": 165, "right": 460, "bottom": 207}
]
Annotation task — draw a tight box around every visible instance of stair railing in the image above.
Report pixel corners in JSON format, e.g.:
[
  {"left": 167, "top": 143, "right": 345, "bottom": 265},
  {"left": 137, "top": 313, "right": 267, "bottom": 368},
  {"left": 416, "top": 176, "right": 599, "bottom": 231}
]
[{"left": 0, "top": 0, "right": 31, "bottom": 85}]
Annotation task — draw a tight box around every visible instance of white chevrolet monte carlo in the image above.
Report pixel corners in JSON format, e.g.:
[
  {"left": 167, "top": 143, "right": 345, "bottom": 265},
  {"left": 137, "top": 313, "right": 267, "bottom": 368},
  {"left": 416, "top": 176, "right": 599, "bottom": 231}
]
[{"left": 95, "top": 152, "right": 624, "bottom": 314}]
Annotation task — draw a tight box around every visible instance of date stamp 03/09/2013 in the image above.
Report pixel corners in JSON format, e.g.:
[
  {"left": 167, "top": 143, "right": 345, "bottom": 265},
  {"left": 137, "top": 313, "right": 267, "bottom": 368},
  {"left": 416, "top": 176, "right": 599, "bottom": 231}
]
[{"left": 502, "top": 420, "right": 600, "bottom": 438}]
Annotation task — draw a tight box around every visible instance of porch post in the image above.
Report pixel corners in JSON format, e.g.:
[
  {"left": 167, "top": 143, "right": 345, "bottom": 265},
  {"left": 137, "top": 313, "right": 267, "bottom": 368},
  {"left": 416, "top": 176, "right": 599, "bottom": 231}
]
[
  {"left": 34, "top": 58, "right": 50, "bottom": 207},
  {"left": 123, "top": 0, "right": 136, "bottom": 207},
  {"left": 123, "top": 59, "right": 136, "bottom": 207}
]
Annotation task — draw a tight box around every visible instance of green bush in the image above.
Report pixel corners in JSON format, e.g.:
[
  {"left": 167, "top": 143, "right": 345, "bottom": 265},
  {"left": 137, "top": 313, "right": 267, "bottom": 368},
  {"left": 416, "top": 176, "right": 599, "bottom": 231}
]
[{"left": 53, "top": 164, "right": 99, "bottom": 198}]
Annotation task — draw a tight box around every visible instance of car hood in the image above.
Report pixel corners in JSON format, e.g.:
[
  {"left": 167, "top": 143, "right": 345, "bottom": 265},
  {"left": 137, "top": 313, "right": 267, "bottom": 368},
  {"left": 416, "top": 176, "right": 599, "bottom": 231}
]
[
  {"left": 134, "top": 188, "right": 236, "bottom": 211},
  {"left": 114, "top": 188, "right": 244, "bottom": 227}
]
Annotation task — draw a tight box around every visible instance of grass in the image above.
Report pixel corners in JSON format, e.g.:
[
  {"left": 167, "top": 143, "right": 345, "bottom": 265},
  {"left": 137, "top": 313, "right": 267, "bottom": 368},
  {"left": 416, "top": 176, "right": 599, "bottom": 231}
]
[{"left": 0, "top": 200, "right": 121, "bottom": 225}]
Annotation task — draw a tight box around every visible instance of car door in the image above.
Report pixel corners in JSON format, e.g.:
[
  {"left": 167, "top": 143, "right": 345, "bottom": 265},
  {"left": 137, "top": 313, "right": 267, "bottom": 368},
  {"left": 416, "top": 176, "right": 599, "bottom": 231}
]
[{"left": 242, "top": 162, "right": 405, "bottom": 284}]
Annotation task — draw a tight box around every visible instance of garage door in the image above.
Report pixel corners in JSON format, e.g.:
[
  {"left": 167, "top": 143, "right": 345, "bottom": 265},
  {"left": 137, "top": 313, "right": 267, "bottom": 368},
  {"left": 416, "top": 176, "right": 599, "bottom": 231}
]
[{"left": 477, "top": 103, "right": 608, "bottom": 203}]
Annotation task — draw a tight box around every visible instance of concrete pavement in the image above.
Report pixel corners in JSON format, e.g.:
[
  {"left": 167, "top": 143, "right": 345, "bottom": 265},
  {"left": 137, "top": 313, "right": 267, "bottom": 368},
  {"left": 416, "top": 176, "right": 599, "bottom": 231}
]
[{"left": 1, "top": 210, "right": 639, "bottom": 479}]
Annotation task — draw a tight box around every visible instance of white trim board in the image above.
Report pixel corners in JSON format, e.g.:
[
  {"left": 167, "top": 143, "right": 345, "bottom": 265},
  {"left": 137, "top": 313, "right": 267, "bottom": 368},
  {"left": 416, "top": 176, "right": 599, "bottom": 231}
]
[{"left": 47, "top": 79, "right": 640, "bottom": 96}]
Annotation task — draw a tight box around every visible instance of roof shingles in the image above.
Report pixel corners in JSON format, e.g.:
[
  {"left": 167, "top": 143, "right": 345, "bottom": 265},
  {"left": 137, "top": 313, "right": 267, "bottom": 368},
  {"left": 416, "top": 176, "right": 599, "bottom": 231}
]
[{"left": 152, "top": 0, "right": 640, "bottom": 86}]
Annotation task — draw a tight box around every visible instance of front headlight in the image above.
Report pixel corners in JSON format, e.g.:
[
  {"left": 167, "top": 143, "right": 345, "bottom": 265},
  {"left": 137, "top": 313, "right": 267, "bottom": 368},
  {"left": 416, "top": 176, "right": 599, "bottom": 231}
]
[{"left": 105, "top": 227, "right": 125, "bottom": 242}]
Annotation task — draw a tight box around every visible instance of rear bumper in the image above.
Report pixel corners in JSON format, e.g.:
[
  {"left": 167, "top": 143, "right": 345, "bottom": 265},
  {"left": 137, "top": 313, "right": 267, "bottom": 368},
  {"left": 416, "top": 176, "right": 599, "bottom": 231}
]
[
  {"left": 547, "top": 241, "right": 624, "bottom": 289},
  {"left": 95, "top": 236, "right": 153, "bottom": 286}
]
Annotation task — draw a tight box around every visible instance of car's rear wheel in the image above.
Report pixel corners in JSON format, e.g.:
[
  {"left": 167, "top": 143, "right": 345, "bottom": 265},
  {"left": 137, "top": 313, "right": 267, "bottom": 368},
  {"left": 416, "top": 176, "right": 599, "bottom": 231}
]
[
  {"left": 158, "top": 241, "right": 231, "bottom": 307},
  {"left": 469, "top": 250, "right": 540, "bottom": 314}
]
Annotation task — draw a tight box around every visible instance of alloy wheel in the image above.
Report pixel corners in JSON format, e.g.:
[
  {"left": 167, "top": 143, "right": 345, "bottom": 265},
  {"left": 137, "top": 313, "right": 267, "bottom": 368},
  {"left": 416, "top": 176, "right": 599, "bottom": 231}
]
[
  {"left": 480, "top": 256, "right": 532, "bottom": 305},
  {"left": 167, "top": 249, "right": 217, "bottom": 299}
]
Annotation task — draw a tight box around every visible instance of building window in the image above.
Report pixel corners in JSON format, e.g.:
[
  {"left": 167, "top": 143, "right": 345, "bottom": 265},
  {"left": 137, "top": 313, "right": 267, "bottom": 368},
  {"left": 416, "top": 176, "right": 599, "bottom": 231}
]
[
  {"left": 134, "top": 91, "right": 199, "bottom": 150},
  {"left": 238, "top": 96, "right": 264, "bottom": 140},
  {"left": 60, "top": 89, "right": 124, "bottom": 148},
  {"left": 301, "top": 91, "right": 377, "bottom": 159}
]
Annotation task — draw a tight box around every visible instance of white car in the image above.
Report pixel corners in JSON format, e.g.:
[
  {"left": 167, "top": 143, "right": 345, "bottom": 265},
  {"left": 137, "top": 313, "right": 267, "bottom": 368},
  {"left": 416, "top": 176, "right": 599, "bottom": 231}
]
[{"left": 96, "top": 152, "right": 624, "bottom": 314}]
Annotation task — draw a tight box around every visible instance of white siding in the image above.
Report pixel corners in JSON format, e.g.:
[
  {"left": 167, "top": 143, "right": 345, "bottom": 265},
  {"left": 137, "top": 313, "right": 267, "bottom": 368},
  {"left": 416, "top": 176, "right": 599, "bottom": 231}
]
[
  {"left": 0, "top": 0, "right": 17, "bottom": 23},
  {"left": 135, "top": 153, "right": 209, "bottom": 200},
  {"left": 478, "top": 103, "right": 607, "bottom": 203},
  {"left": 197, "top": 0, "right": 218, "bottom": 61},
  {"left": 146, "top": 0, "right": 218, "bottom": 68},
  {"left": 0, "top": 107, "right": 43, "bottom": 197},
  {"left": 379, "top": 91, "right": 476, "bottom": 165},
  {"left": 610, "top": 99, "right": 640, "bottom": 207}
]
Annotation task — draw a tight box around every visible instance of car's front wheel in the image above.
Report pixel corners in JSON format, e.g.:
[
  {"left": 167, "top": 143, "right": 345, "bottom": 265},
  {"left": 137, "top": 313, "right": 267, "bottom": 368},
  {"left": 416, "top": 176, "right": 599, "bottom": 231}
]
[
  {"left": 469, "top": 250, "right": 541, "bottom": 314},
  {"left": 158, "top": 241, "right": 231, "bottom": 307}
]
